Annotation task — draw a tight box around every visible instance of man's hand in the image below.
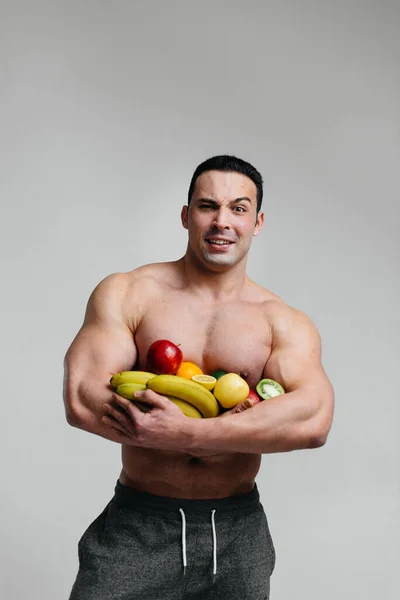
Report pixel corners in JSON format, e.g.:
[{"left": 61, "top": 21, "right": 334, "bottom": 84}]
[
  {"left": 220, "top": 395, "right": 260, "bottom": 417},
  {"left": 102, "top": 389, "right": 195, "bottom": 450},
  {"left": 102, "top": 389, "right": 259, "bottom": 450}
]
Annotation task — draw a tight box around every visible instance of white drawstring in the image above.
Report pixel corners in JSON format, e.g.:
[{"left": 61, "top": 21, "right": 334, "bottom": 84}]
[
  {"left": 179, "top": 508, "right": 217, "bottom": 577},
  {"left": 179, "top": 508, "right": 187, "bottom": 575},
  {"left": 211, "top": 509, "right": 217, "bottom": 576}
]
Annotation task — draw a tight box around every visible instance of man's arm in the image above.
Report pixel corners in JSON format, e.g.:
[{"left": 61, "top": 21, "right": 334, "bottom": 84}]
[
  {"left": 187, "top": 307, "right": 335, "bottom": 454},
  {"left": 63, "top": 273, "right": 138, "bottom": 443}
]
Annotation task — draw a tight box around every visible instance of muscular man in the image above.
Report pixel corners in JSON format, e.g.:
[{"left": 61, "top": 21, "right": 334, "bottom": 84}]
[{"left": 64, "top": 155, "right": 334, "bottom": 599}]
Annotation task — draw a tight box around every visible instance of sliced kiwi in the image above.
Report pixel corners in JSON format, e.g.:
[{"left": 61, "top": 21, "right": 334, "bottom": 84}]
[{"left": 256, "top": 378, "right": 285, "bottom": 400}]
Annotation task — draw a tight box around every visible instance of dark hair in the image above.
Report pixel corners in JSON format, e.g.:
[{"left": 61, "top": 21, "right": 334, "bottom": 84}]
[{"left": 187, "top": 155, "right": 263, "bottom": 212}]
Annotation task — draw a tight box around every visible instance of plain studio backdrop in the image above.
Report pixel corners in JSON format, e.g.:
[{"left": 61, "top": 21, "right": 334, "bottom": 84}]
[{"left": 1, "top": 1, "right": 399, "bottom": 598}]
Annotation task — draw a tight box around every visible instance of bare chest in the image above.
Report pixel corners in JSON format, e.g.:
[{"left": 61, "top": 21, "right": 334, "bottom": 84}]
[{"left": 134, "top": 294, "right": 271, "bottom": 389}]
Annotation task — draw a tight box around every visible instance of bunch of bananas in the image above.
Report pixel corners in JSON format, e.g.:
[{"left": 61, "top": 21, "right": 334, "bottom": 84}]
[{"left": 110, "top": 371, "right": 220, "bottom": 418}]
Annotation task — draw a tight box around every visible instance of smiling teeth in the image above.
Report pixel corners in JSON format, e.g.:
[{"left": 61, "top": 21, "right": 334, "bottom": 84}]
[{"left": 209, "top": 240, "right": 230, "bottom": 245}]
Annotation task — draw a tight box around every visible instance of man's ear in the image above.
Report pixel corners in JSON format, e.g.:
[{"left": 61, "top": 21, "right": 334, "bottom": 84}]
[
  {"left": 253, "top": 211, "right": 264, "bottom": 236},
  {"left": 181, "top": 205, "right": 189, "bottom": 230}
]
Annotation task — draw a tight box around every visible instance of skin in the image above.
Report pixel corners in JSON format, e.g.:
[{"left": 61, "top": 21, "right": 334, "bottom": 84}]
[{"left": 63, "top": 170, "right": 335, "bottom": 499}]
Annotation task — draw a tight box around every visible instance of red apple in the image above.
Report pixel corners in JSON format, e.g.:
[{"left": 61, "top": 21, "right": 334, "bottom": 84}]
[
  {"left": 247, "top": 389, "right": 261, "bottom": 405},
  {"left": 146, "top": 339, "right": 183, "bottom": 375}
]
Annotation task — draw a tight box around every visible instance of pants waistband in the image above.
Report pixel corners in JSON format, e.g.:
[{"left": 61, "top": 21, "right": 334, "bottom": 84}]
[{"left": 114, "top": 480, "right": 261, "bottom": 521}]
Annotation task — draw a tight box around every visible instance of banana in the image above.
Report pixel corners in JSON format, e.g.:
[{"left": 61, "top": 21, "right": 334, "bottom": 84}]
[
  {"left": 147, "top": 375, "right": 220, "bottom": 418},
  {"left": 110, "top": 371, "right": 156, "bottom": 388},
  {"left": 116, "top": 382, "right": 146, "bottom": 399},
  {"left": 165, "top": 396, "right": 202, "bottom": 419}
]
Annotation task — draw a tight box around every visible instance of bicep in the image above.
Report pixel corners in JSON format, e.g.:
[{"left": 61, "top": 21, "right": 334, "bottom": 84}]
[
  {"left": 63, "top": 275, "right": 137, "bottom": 424},
  {"left": 65, "top": 320, "right": 136, "bottom": 391},
  {"left": 264, "top": 310, "right": 332, "bottom": 397}
]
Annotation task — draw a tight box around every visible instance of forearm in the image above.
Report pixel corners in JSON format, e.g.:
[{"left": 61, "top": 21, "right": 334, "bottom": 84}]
[
  {"left": 186, "top": 389, "right": 332, "bottom": 454},
  {"left": 64, "top": 380, "right": 123, "bottom": 444}
]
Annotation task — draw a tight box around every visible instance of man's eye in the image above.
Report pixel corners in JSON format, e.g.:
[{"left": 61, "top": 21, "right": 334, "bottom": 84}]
[
  {"left": 234, "top": 206, "right": 246, "bottom": 213},
  {"left": 199, "top": 204, "right": 214, "bottom": 209}
]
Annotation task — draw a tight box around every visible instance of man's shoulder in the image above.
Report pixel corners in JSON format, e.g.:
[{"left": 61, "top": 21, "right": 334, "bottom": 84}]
[
  {"left": 249, "top": 281, "right": 316, "bottom": 335},
  {"left": 266, "top": 299, "right": 319, "bottom": 343},
  {"left": 96, "top": 261, "right": 178, "bottom": 295},
  {"left": 248, "top": 280, "right": 289, "bottom": 314},
  {"left": 87, "top": 262, "right": 177, "bottom": 329}
]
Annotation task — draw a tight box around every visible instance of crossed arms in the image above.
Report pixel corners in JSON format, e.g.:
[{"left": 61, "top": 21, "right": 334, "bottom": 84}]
[{"left": 63, "top": 274, "right": 334, "bottom": 454}]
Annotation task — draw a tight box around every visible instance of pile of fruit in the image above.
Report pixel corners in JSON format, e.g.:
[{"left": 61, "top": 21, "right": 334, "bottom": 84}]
[{"left": 110, "top": 339, "right": 285, "bottom": 418}]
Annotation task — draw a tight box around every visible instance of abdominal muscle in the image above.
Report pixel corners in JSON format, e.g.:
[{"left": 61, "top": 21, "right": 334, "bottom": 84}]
[{"left": 120, "top": 445, "right": 262, "bottom": 499}]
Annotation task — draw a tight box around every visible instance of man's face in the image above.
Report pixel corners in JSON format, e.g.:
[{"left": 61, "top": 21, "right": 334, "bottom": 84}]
[{"left": 181, "top": 170, "right": 264, "bottom": 270}]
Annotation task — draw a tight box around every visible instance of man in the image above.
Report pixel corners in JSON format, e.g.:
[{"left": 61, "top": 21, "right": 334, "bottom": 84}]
[{"left": 64, "top": 155, "right": 334, "bottom": 599}]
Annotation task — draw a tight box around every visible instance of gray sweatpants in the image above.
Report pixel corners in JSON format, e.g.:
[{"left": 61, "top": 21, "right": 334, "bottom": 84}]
[{"left": 69, "top": 480, "right": 276, "bottom": 600}]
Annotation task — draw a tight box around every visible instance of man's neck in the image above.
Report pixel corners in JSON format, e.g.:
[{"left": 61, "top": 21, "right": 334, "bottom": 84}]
[{"left": 179, "top": 251, "right": 249, "bottom": 302}]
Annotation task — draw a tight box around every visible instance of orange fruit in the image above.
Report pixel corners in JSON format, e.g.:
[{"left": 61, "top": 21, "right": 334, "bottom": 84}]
[{"left": 176, "top": 361, "right": 203, "bottom": 380}]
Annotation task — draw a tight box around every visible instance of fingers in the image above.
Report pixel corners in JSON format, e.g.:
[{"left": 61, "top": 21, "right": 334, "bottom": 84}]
[
  {"left": 102, "top": 404, "right": 133, "bottom": 436},
  {"left": 102, "top": 419, "right": 135, "bottom": 445},
  {"left": 108, "top": 389, "right": 185, "bottom": 430},
  {"left": 102, "top": 414, "right": 129, "bottom": 435},
  {"left": 133, "top": 389, "right": 170, "bottom": 408},
  {"left": 111, "top": 393, "right": 145, "bottom": 420},
  {"left": 220, "top": 398, "right": 254, "bottom": 418},
  {"left": 103, "top": 402, "right": 129, "bottom": 423},
  {"left": 235, "top": 399, "right": 253, "bottom": 412}
]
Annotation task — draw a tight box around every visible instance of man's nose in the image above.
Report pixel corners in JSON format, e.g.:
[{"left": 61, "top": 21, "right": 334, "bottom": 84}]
[{"left": 212, "top": 208, "right": 231, "bottom": 229}]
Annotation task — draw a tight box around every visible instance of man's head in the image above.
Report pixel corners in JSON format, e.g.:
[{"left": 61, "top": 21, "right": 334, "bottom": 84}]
[
  {"left": 181, "top": 155, "right": 264, "bottom": 271},
  {"left": 187, "top": 155, "right": 263, "bottom": 213}
]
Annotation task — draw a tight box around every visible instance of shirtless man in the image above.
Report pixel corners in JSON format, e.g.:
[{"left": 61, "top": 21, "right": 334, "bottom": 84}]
[{"left": 64, "top": 155, "right": 334, "bottom": 600}]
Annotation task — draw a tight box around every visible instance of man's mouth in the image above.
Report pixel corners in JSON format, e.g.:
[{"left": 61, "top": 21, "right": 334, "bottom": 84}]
[{"left": 205, "top": 238, "right": 234, "bottom": 247}]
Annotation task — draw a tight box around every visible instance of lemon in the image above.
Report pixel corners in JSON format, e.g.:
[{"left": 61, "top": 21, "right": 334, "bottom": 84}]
[
  {"left": 213, "top": 373, "right": 250, "bottom": 408},
  {"left": 192, "top": 374, "right": 217, "bottom": 391}
]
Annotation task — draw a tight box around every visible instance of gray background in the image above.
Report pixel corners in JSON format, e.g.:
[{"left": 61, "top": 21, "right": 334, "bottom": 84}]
[{"left": 1, "top": 0, "right": 399, "bottom": 598}]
